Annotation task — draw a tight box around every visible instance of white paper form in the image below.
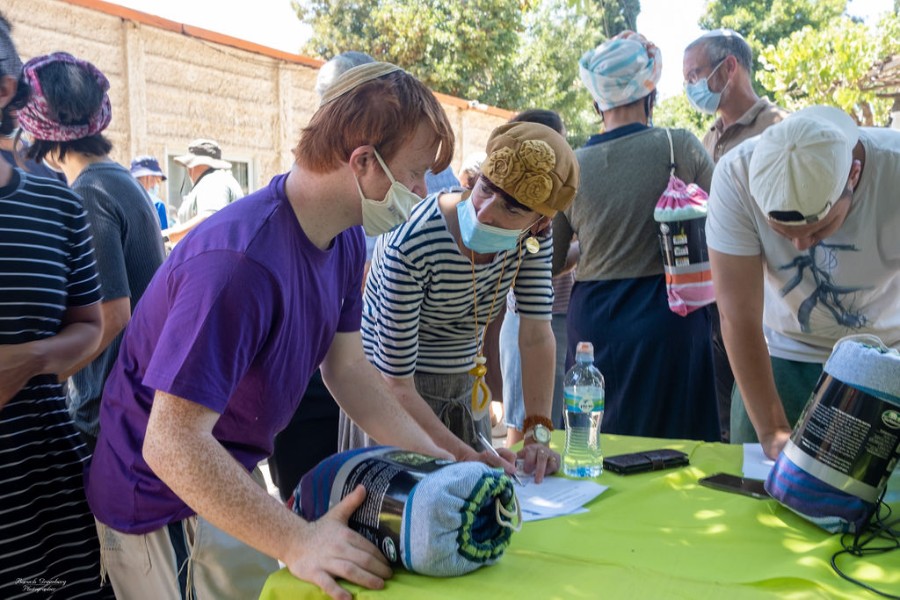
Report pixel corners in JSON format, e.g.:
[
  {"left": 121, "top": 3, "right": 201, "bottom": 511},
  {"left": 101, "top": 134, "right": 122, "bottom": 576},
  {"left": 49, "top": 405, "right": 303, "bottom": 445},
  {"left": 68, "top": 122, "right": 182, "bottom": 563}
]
[
  {"left": 742, "top": 443, "right": 775, "bottom": 480},
  {"left": 514, "top": 475, "right": 608, "bottom": 522}
]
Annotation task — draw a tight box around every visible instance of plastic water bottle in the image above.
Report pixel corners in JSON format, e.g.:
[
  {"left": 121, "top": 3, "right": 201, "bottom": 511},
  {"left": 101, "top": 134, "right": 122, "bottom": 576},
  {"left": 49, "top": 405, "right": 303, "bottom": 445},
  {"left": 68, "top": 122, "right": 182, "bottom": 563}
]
[{"left": 563, "top": 341, "right": 605, "bottom": 478}]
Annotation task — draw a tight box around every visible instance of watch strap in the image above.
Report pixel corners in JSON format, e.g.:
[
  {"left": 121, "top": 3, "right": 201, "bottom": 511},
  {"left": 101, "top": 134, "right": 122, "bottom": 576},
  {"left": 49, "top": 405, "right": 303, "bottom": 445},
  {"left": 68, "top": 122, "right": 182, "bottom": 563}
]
[{"left": 523, "top": 415, "right": 554, "bottom": 434}]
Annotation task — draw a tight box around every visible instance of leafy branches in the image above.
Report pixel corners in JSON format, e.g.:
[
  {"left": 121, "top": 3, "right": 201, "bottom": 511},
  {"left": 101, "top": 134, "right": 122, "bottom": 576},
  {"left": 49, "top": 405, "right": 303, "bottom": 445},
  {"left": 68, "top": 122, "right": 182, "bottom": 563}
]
[
  {"left": 698, "top": 0, "right": 845, "bottom": 98},
  {"left": 292, "top": 0, "right": 638, "bottom": 145},
  {"left": 756, "top": 14, "right": 900, "bottom": 125},
  {"left": 294, "top": 0, "right": 524, "bottom": 104},
  {"left": 700, "top": 0, "right": 900, "bottom": 125}
]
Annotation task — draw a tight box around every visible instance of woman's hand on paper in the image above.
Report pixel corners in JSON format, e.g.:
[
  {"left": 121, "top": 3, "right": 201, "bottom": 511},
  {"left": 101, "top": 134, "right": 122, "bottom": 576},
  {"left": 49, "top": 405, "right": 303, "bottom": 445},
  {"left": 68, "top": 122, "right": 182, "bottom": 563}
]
[
  {"left": 517, "top": 443, "right": 560, "bottom": 484},
  {"left": 461, "top": 443, "right": 518, "bottom": 475}
]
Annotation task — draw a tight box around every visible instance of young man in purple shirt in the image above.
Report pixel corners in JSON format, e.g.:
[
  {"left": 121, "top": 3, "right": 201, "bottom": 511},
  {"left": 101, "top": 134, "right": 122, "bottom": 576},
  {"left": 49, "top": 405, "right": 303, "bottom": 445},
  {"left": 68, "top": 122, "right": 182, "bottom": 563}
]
[{"left": 86, "top": 63, "right": 463, "bottom": 600}]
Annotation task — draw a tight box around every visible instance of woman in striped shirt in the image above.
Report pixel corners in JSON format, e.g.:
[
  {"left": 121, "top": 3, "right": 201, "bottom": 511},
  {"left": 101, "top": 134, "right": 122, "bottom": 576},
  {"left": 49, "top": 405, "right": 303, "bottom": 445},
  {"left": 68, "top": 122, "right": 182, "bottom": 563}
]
[
  {"left": 0, "top": 15, "right": 112, "bottom": 597},
  {"left": 342, "top": 121, "right": 580, "bottom": 482}
]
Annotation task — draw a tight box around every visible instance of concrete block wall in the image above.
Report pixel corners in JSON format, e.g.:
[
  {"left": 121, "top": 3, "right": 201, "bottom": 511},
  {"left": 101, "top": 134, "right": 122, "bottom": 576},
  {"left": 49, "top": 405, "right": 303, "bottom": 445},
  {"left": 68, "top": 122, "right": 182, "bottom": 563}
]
[{"left": 3, "top": 0, "right": 513, "bottom": 202}]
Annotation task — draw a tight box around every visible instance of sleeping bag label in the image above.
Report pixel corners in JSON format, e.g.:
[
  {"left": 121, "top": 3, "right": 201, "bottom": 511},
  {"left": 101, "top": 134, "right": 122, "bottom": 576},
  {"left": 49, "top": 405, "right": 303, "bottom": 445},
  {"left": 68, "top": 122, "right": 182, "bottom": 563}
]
[
  {"left": 790, "top": 374, "right": 900, "bottom": 497},
  {"left": 329, "top": 449, "right": 455, "bottom": 564}
]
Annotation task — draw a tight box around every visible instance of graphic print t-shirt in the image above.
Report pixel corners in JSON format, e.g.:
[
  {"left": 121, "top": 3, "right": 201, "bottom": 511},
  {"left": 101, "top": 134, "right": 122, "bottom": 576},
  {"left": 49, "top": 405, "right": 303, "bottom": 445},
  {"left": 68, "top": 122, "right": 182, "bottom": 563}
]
[{"left": 706, "top": 128, "right": 900, "bottom": 362}]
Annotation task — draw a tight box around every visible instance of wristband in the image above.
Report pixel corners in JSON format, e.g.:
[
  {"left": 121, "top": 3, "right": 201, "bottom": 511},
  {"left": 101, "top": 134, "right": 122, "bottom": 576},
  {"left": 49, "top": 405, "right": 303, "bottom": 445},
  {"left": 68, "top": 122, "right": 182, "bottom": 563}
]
[{"left": 523, "top": 415, "right": 553, "bottom": 434}]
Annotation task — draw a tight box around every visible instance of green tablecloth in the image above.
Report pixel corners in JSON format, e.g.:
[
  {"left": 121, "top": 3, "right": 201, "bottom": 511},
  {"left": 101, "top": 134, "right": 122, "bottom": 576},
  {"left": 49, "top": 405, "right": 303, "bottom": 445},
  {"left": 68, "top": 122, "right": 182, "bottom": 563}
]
[{"left": 260, "top": 434, "right": 900, "bottom": 599}]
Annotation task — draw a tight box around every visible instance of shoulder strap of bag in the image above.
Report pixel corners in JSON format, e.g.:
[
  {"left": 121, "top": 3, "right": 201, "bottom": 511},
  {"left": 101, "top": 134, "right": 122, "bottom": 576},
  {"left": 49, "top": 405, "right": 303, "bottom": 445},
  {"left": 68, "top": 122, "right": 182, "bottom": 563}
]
[{"left": 664, "top": 128, "right": 676, "bottom": 176}]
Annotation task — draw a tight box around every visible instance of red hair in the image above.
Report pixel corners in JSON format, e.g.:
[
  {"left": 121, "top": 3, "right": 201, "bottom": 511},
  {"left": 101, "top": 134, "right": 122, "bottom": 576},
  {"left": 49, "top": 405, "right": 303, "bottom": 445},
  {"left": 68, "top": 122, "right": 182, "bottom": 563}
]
[{"left": 295, "top": 71, "right": 454, "bottom": 174}]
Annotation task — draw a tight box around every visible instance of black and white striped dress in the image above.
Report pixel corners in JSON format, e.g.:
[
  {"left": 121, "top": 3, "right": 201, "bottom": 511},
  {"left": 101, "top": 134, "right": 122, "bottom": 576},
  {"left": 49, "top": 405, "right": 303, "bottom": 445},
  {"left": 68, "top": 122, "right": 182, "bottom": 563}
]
[{"left": 0, "top": 170, "right": 112, "bottom": 598}]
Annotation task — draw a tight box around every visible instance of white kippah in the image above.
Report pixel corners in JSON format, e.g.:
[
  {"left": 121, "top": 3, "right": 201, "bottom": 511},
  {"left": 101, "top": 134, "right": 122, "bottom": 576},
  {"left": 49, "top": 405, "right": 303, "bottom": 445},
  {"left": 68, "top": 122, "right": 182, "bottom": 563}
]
[{"left": 319, "top": 62, "right": 403, "bottom": 106}]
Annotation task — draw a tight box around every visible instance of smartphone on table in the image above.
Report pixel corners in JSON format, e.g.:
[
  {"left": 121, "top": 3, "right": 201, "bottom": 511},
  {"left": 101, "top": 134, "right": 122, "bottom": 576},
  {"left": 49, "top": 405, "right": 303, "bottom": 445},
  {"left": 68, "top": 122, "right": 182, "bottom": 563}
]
[{"left": 698, "top": 473, "right": 769, "bottom": 499}]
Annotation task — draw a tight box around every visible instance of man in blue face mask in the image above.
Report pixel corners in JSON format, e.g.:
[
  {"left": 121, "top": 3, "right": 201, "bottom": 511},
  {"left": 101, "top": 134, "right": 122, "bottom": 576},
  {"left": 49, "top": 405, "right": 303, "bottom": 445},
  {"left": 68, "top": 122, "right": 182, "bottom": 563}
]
[
  {"left": 683, "top": 28, "right": 789, "bottom": 444},
  {"left": 682, "top": 29, "right": 787, "bottom": 163}
]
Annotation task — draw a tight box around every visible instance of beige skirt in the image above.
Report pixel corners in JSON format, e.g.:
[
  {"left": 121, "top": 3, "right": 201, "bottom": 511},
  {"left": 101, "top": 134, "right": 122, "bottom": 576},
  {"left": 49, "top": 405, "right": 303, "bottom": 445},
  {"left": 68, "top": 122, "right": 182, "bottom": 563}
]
[{"left": 338, "top": 371, "right": 492, "bottom": 453}]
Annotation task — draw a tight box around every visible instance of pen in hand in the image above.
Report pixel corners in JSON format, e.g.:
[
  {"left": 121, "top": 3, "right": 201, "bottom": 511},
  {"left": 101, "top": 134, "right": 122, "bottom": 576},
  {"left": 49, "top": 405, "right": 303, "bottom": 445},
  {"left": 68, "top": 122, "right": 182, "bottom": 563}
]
[{"left": 477, "top": 432, "right": 524, "bottom": 486}]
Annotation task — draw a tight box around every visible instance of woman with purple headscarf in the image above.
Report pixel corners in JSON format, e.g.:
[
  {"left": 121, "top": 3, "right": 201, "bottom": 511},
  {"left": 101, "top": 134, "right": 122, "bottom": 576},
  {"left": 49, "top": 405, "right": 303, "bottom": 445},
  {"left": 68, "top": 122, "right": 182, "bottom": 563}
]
[
  {"left": 0, "top": 15, "right": 114, "bottom": 598},
  {"left": 18, "top": 52, "right": 165, "bottom": 453}
]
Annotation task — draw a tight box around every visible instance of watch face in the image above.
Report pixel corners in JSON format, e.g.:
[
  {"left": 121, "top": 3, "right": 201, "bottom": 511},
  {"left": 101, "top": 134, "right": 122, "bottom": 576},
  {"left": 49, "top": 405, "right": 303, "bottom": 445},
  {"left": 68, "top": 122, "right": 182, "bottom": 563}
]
[{"left": 534, "top": 424, "right": 551, "bottom": 444}]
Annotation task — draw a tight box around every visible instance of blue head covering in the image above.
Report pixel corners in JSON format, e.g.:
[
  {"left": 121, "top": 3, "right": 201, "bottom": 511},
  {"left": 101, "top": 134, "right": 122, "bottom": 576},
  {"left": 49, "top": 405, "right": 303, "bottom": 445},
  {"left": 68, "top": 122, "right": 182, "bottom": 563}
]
[{"left": 579, "top": 31, "right": 662, "bottom": 111}]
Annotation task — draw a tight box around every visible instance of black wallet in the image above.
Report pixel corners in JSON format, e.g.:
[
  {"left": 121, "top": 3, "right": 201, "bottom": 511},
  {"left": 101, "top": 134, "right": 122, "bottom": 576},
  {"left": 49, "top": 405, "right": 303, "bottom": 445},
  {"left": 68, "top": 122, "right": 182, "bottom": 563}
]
[{"left": 603, "top": 449, "right": 690, "bottom": 475}]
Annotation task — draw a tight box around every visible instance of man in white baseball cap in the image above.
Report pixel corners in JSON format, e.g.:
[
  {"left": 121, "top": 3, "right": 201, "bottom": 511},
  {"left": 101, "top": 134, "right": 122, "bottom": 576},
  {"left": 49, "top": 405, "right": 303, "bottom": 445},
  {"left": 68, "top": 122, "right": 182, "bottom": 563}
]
[{"left": 706, "top": 105, "right": 900, "bottom": 460}]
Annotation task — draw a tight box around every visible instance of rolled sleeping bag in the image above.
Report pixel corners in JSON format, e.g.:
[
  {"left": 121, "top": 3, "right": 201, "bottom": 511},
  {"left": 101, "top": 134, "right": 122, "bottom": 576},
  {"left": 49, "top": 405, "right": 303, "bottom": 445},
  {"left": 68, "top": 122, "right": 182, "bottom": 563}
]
[
  {"left": 765, "top": 335, "right": 900, "bottom": 533},
  {"left": 288, "top": 446, "right": 520, "bottom": 576}
]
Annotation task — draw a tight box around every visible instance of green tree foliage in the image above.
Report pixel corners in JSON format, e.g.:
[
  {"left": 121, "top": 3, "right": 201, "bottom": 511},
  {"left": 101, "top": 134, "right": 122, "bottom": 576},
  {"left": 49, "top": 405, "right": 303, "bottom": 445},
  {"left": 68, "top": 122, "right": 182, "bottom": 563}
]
[
  {"left": 514, "top": 0, "right": 610, "bottom": 146},
  {"left": 295, "top": 0, "right": 527, "bottom": 107},
  {"left": 569, "top": 0, "right": 640, "bottom": 37},
  {"left": 757, "top": 13, "right": 900, "bottom": 125},
  {"left": 544, "top": 0, "right": 641, "bottom": 144},
  {"left": 293, "top": 0, "right": 639, "bottom": 147},
  {"left": 653, "top": 94, "right": 713, "bottom": 140},
  {"left": 699, "top": 0, "right": 845, "bottom": 97},
  {"left": 697, "top": 0, "right": 900, "bottom": 127},
  {"left": 699, "top": 0, "right": 845, "bottom": 48}
]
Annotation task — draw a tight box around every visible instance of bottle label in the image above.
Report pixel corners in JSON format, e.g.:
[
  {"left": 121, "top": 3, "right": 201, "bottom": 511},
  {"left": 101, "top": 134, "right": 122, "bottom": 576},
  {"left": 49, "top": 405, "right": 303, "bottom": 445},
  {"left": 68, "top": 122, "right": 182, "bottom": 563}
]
[{"left": 564, "top": 387, "right": 604, "bottom": 413}]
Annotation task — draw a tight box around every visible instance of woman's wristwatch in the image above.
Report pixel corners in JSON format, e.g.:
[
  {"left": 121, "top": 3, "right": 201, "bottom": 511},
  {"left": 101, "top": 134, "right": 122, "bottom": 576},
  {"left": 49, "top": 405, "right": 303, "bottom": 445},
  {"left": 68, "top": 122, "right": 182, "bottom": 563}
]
[{"left": 523, "top": 415, "right": 553, "bottom": 446}]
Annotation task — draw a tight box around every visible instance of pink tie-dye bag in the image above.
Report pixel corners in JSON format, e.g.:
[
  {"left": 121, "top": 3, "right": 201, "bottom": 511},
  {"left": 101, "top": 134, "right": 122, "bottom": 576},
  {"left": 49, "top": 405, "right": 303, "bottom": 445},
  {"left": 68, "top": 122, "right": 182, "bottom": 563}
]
[{"left": 653, "top": 129, "right": 715, "bottom": 316}]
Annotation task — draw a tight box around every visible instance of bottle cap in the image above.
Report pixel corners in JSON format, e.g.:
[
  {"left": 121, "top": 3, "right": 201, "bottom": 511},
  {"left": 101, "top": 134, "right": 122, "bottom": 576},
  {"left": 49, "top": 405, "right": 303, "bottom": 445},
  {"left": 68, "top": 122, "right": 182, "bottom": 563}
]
[{"left": 576, "top": 341, "right": 594, "bottom": 354}]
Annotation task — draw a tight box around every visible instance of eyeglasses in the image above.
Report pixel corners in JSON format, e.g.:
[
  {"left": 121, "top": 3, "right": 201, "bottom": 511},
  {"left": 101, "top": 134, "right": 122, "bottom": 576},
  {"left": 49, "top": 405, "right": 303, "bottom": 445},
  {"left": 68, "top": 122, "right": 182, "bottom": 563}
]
[{"left": 684, "top": 58, "right": 726, "bottom": 86}]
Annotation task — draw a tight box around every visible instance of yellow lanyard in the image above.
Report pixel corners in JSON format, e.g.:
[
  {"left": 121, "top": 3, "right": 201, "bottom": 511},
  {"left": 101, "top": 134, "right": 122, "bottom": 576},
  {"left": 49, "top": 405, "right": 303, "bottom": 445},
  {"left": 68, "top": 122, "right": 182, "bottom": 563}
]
[{"left": 468, "top": 239, "right": 526, "bottom": 416}]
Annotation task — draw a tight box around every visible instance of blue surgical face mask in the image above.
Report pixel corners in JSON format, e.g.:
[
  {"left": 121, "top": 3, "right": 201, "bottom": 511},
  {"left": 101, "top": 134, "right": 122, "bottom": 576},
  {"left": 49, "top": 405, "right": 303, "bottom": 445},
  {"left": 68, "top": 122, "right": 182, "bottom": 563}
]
[
  {"left": 456, "top": 198, "right": 525, "bottom": 253},
  {"left": 684, "top": 60, "right": 727, "bottom": 115}
]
